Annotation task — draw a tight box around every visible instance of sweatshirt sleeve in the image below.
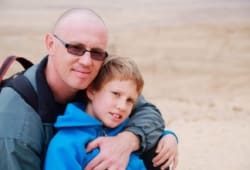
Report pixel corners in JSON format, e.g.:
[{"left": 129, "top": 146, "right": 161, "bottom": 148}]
[
  {"left": 44, "top": 131, "right": 84, "bottom": 170},
  {"left": 124, "top": 96, "right": 165, "bottom": 153}
]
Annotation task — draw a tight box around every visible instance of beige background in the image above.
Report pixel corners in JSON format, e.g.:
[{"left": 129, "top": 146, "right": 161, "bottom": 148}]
[{"left": 1, "top": 0, "right": 250, "bottom": 169}]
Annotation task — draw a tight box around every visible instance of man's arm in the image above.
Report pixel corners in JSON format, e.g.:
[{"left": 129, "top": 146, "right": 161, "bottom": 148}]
[
  {"left": 85, "top": 131, "right": 140, "bottom": 170},
  {"left": 125, "top": 95, "right": 165, "bottom": 153},
  {"left": 0, "top": 139, "right": 41, "bottom": 170},
  {"left": 0, "top": 88, "right": 43, "bottom": 170}
]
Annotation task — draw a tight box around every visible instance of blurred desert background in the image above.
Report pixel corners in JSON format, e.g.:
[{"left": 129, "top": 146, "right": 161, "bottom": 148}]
[{"left": 1, "top": 0, "right": 250, "bottom": 169}]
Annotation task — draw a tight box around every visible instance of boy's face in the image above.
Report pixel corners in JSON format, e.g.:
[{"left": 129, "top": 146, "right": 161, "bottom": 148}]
[{"left": 87, "top": 79, "right": 139, "bottom": 128}]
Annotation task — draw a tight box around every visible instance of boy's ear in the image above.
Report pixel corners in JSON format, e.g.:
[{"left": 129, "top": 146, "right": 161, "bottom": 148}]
[{"left": 86, "top": 86, "right": 95, "bottom": 101}]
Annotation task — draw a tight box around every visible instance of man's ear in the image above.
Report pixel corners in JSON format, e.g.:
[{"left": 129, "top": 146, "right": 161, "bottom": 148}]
[
  {"left": 86, "top": 86, "right": 95, "bottom": 101},
  {"left": 45, "top": 33, "right": 56, "bottom": 55}
]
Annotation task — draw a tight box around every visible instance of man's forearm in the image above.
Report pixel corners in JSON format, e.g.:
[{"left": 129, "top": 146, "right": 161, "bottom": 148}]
[
  {"left": 125, "top": 96, "right": 165, "bottom": 153},
  {"left": 117, "top": 131, "right": 140, "bottom": 152}
]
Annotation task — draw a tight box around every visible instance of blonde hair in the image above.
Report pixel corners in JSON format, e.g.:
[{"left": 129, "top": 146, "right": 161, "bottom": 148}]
[{"left": 90, "top": 55, "right": 144, "bottom": 95}]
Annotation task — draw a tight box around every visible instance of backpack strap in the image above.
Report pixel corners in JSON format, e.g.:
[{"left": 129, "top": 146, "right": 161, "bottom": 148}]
[
  {"left": 0, "top": 55, "right": 38, "bottom": 112},
  {"left": 6, "top": 75, "right": 39, "bottom": 112},
  {"left": 0, "top": 56, "right": 33, "bottom": 82}
]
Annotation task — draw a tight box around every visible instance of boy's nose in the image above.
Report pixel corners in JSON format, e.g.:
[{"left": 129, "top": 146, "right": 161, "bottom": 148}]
[{"left": 116, "top": 100, "right": 126, "bottom": 111}]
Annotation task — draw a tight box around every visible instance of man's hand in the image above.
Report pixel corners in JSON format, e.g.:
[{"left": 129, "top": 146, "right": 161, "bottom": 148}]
[
  {"left": 152, "top": 134, "right": 178, "bottom": 170},
  {"left": 85, "top": 131, "right": 140, "bottom": 170}
]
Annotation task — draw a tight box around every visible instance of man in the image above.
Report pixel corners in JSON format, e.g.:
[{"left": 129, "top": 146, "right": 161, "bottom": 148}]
[{"left": 0, "top": 8, "right": 178, "bottom": 170}]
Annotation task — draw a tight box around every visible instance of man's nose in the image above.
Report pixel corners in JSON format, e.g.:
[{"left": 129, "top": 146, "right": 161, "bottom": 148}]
[{"left": 78, "top": 51, "right": 92, "bottom": 65}]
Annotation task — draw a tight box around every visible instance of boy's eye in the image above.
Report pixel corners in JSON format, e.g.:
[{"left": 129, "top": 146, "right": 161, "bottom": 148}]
[
  {"left": 127, "top": 98, "right": 135, "bottom": 105},
  {"left": 112, "top": 91, "right": 120, "bottom": 96}
]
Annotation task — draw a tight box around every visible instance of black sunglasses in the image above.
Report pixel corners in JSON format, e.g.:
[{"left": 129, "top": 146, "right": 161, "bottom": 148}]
[{"left": 53, "top": 34, "right": 108, "bottom": 61}]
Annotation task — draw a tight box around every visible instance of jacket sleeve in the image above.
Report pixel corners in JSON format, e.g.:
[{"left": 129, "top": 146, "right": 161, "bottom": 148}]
[
  {"left": 0, "top": 139, "right": 41, "bottom": 170},
  {"left": 124, "top": 96, "right": 165, "bottom": 153},
  {"left": 0, "top": 88, "right": 44, "bottom": 170}
]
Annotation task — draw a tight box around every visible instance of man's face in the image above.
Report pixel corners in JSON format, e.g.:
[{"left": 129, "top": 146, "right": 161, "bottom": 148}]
[{"left": 49, "top": 16, "right": 108, "bottom": 91}]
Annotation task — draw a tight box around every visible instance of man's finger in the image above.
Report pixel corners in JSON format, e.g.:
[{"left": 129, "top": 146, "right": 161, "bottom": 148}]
[
  {"left": 86, "top": 137, "right": 102, "bottom": 152},
  {"left": 85, "top": 156, "right": 103, "bottom": 170},
  {"left": 160, "top": 156, "right": 173, "bottom": 170},
  {"left": 153, "top": 151, "right": 170, "bottom": 167}
]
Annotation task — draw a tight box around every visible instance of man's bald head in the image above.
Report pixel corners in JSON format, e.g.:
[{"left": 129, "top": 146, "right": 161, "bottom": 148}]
[{"left": 52, "top": 8, "right": 107, "bottom": 35}]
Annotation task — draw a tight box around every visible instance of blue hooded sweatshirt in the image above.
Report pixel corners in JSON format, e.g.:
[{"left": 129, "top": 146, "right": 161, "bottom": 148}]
[{"left": 44, "top": 103, "right": 146, "bottom": 170}]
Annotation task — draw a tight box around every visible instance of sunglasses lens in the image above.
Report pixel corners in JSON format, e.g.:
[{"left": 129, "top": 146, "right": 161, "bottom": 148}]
[
  {"left": 67, "top": 45, "right": 84, "bottom": 56},
  {"left": 90, "top": 51, "right": 108, "bottom": 61}
]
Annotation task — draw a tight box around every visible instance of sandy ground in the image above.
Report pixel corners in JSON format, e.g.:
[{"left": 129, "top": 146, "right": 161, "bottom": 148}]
[{"left": 1, "top": 0, "right": 250, "bottom": 169}]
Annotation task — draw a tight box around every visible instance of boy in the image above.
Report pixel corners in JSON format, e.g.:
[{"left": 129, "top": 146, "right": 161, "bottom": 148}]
[{"left": 44, "top": 56, "right": 146, "bottom": 170}]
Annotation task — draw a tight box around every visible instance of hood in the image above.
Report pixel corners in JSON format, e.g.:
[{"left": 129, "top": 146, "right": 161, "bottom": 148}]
[{"left": 54, "top": 103, "right": 102, "bottom": 129}]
